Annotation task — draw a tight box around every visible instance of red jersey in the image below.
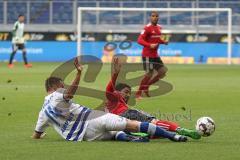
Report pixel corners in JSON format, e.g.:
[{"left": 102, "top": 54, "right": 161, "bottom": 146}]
[
  {"left": 105, "top": 73, "right": 128, "bottom": 115},
  {"left": 138, "top": 23, "right": 166, "bottom": 58}
]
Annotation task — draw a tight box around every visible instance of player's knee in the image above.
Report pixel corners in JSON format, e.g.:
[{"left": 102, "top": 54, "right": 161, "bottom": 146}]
[
  {"left": 157, "top": 67, "right": 168, "bottom": 78},
  {"left": 145, "top": 71, "right": 154, "bottom": 77},
  {"left": 125, "top": 120, "right": 140, "bottom": 132}
]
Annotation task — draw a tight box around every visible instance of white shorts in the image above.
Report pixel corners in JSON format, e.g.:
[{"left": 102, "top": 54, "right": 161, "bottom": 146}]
[{"left": 83, "top": 111, "right": 127, "bottom": 141}]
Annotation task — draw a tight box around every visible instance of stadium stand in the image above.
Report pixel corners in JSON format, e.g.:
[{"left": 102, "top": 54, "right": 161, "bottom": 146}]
[
  {"left": 0, "top": 2, "right": 3, "bottom": 23},
  {"left": 7, "top": 2, "right": 27, "bottom": 23},
  {"left": 53, "top": 2, "right": 73, "bottom": 24},
  {"left": 0, "top": 0, "right": 239, "bottom": 32},
  {"left": 30, "top": 2, "right": 50, "bottom": 24}
]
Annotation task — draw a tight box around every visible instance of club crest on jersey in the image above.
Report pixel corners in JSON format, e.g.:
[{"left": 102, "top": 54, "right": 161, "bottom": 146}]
[{"left": 141, "top": 30, "right": 145, "bottom": 34}]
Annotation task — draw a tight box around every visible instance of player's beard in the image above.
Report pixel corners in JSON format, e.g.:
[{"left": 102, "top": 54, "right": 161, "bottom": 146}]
[{"left": 124, "top": 96, "right": 130, "bottom": 103}]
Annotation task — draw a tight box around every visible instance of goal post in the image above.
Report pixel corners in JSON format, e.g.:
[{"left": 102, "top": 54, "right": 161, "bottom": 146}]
[{"left": 77, "top": 7, "right": 232, "bottom": 64}]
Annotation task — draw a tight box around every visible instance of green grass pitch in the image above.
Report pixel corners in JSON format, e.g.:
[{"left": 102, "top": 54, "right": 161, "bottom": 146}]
[{"left": 0, "top": 62, "right": 239, "bottom": 160}]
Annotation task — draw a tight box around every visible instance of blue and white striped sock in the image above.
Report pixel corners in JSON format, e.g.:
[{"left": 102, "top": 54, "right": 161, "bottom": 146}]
[{"left": 139, "top": 122, "right": 175, "bottom": 139}]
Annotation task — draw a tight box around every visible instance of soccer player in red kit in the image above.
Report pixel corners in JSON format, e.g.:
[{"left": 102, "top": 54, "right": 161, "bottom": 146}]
[
  {"left": 105, "top": 57, "right": 201, "bottom": 140},
  {"left": 136, "top": 11, "right": 168, "bottom": 98}
]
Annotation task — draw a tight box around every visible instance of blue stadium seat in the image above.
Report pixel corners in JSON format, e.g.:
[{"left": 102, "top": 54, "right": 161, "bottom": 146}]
[
  {"left": 30, "top": 2, "right": 50, "bottom": 24},
  {"left": 170, "top": 2, "right": 192, "bottom": 25},
  {"left": 7, "top": 2, "right": 27, "bottom": 24},
  {"left": 122, "top": 2, "right": 144, "bottom": 8},
  {"left": 196, "top": 2, "right": 217, "bottom": 25},
  {"left": 219, "top": 2, "right": 240, "bottom": 25},
  {"left": 2, "top": 0, "right": 240, "bottom": 26},
  {"left": 99, "top": 1, "right": 120, "bottom": 7},
  {"left": 78, "top": 1, "right": 97, "bottom": 7},
  {"left": 0, "top": 2, "right": 3, "bottom": 23},
  {"left": 78, "top": 1, "right": 97, "bottom": 24},
  {"left": 99, "top": 2, "right": 120, "bottom": 24},
  {"left": 82, "top": 12, "right": 97, "bottom": 24},
  {"left": 122, "top": 2, "right": 144, "bottom": 24},
  {"left": 53, "top": 2, "right": 73, "bottom": 24}
]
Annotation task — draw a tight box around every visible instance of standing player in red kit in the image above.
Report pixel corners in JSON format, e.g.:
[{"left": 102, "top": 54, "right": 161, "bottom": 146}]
[{"left": 136, "top": 11, "right": 168, "bottom": 98}]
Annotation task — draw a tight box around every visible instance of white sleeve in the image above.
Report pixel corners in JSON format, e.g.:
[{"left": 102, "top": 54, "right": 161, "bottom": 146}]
[
  {"left": 52, "top": 88, "right": 67, "bottom": 102},
  {"left": 35, "top": 110, "right": 49, "bottom": 133},
  {"left": 13, "top": 22, "right": 18, "bottom": 31}
]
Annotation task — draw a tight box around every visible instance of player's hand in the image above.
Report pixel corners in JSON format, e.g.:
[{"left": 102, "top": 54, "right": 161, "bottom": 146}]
[
  {"left": 31, "top": 132, "right": 46, "bottom": 139},
  {"left": 74, "top": 58, "right": 83, "bottom": 73},
  {"left": 15, "top": 37, "right": 20, "bottom": 43},
  {"left": 150, "top": 44, "right": 158, "bottom": 49},
  {"left": 113, "top": 57, "right": 121, "bottom": 74}
]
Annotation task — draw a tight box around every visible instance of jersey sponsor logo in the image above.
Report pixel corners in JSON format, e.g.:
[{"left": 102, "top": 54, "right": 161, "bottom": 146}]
[{"left": 151, "top": 35, "right": 161, "bottom": 38}]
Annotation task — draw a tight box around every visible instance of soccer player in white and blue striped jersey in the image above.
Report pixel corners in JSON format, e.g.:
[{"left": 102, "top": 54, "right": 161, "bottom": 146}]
[{"left": 32, "top": 58, "right": 187, "bottom": 142}]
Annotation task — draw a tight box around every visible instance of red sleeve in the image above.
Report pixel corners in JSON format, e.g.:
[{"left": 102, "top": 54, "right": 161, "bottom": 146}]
[
  {"left": 137, "top": 27, "right": 151, "bottom": 47},
  {"left": 106, "top": 73, "right": 119, "bottom": 102},
  {"left": 157, "top": 37, "right": 167, "bottom": 44}
]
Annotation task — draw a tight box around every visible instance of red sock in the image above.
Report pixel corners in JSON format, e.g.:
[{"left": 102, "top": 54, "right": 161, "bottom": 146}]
[
  {"left": 155, "top": 120, "right": 179, "bottom": 132},
  {"left": 136, "top": 75, "right": 151, "bottom": 95}
]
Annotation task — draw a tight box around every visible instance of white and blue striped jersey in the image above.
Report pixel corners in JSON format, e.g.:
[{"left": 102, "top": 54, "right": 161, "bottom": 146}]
[{"left": 35, "top": 88, "right": 91, "bottom": 141}]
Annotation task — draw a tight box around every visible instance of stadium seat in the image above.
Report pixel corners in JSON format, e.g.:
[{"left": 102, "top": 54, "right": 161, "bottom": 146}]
[
  {"left": 7, "top": 2, "right": 27, "bottom": 24},
  {"left": 99, "top": 2, "right": 120, "bottom": 24},
  {"left": 30, "top": 2, "right": 50, "bottom": 24},
  {"left": 0, "top": 2, "right": 3, "bottom": 23},
  {"left": 78, "top": 1, "right": 97, "bottom": 24},
  {"left": 121, "top": 2, "right": 144, "bottom": 24},
  {"left": 198, "top": 2, "right": 217, "bottom": 25},
  {"left": 1, "top": 0, "right": 239, "bottom": 27},
  {"left": 219, "top": 2, "right": 240, "bottom": 25},
  {"left": 53, "top": 2, "right": 73, "bottom": 24},
  {"left": 170, "top": 2, "right": 192, "bottom": 25}
]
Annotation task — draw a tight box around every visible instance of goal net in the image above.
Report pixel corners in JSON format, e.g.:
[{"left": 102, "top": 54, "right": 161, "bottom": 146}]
[{"left": 77, "top": 7, "right": 233, "bottom": 64}]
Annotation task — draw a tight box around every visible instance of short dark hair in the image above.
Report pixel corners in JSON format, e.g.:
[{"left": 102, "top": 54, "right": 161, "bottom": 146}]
[
  {"left": 150, "top": 11, "right": 158, "bottom": 16},
  {"left": 45, "top": 77, "right": 63, "bottom": 92},
  {"left": 18, "top": 14, "right": 24, "bottom": 18},
  {"left": 115, "top": 83, "right": 131, "bottom": 91}
]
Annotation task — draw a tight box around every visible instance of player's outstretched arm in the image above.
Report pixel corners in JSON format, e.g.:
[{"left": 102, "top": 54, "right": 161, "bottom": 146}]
[
  {"left": 106, "top": 57, "right": 121, "bottom": 92},
  {"left": 63, "top": 58, "right": 83, "bottom": 100},
  {"left": 112, "top": 57, "right": 121, "bottom": 75},
  {"left": 106, "top": 57, "right": 121, "bottom": 98}
]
